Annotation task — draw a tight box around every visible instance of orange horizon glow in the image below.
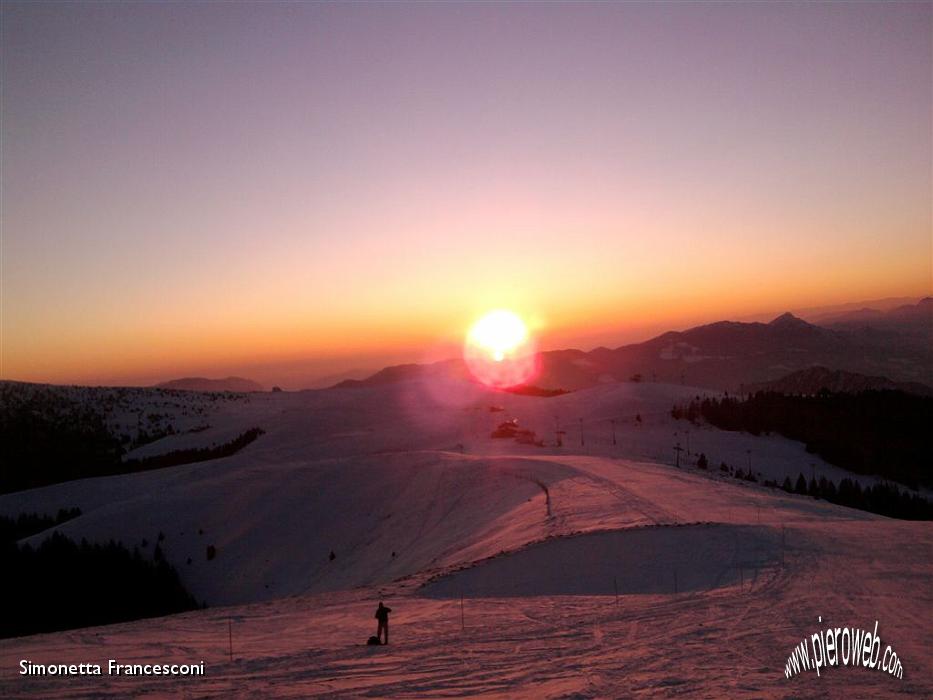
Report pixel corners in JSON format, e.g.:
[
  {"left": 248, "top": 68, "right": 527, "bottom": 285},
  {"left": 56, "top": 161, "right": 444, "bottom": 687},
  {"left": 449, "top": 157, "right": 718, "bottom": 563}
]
[{"left": 2, "top": 279, "right": 929, "bottom": 389}]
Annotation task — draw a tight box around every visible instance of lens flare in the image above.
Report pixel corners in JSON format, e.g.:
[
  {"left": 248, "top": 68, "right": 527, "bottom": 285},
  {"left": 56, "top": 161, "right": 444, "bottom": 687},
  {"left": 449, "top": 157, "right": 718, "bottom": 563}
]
[{"left": 464, "top": 310, "right": 538, "bottom": 387}]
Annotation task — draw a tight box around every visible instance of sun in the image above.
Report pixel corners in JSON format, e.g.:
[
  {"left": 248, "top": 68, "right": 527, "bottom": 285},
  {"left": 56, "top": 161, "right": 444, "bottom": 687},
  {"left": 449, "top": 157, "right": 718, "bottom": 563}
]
[
  {"left": 467, "top": 310, "right": 528, "bottom": 362},
  {"left": 463, "top": 310, "right": 538, "bottom": 387}
]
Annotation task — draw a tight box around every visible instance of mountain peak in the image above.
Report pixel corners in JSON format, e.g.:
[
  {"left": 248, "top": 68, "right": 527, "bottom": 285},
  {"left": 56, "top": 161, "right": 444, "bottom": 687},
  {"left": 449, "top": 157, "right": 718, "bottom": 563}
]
[{"left": 769, "top": 312, "right": 809, "bottom": 328}]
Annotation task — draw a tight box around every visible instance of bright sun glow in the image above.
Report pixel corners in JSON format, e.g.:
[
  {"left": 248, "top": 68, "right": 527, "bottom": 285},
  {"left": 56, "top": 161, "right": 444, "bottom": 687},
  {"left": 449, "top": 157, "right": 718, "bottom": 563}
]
[
  {"left": 467, "top": 310, "right": 528, "bottom": 362},
  {"left": 463, "top": 310, "right": 538, "bottom": 388}
]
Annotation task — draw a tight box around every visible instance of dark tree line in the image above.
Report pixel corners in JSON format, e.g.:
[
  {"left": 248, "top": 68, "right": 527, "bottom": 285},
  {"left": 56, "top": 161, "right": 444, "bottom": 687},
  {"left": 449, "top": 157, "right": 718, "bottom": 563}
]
[
  {"left": 687, "top": 450, "right": 931, "bottom": 519},
  {"left": 775, "top": 473, "right": 933, "bottom": 520},
  {"left": 1, "top": 513, "right": 200, "bottom": 639},
  {"left": 501, "top": 385, "right": 570, "bottom": 397},
  {"left": 122, "top": 427, "right": 265, "bottom": 471},
  {"left": 0, "top": 389, "right": 124, "bottom": 494},
  {"left": 1, "top": 381, "right": 265, "bottom": 494},
  {"left": 0, "top": 507, "right": 82, "bottom": 543},
  {"left": 672, "top": 390, "right": 931, "bottom": 489}
]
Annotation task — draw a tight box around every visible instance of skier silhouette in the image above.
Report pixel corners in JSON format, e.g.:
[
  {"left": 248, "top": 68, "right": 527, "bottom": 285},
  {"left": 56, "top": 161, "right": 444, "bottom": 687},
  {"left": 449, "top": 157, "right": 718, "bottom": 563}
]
[{"left": 375, "top": 601, "right": 392, "bottom": 644}]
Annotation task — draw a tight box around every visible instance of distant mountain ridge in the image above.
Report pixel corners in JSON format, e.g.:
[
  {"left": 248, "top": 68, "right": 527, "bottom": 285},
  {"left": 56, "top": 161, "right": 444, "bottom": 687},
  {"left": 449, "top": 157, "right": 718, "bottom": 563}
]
[
  {"left": 815, "top": 296, "right": 932, "bottom": 327},
  {"left": 746, "top": 366, "right": 932, "bottom": 397},
  {"left": 337, "top": 299, "right": 932, "bottom": 393},
  {"left": 156, "top": 377, "right": 263, "bottom": 393}
]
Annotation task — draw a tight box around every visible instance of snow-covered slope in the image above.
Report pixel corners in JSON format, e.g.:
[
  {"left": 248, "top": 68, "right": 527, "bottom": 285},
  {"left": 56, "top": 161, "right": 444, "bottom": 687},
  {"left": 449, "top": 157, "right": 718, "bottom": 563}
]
[{"left": 1, "top": 378, "right": 930, "bottom": 697}]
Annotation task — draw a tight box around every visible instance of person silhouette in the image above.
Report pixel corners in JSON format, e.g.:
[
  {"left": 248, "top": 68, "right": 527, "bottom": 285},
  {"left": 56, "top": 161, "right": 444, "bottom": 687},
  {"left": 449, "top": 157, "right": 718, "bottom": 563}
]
[{"left": 375, "top": 601, "right": 392, "bottom": 644}]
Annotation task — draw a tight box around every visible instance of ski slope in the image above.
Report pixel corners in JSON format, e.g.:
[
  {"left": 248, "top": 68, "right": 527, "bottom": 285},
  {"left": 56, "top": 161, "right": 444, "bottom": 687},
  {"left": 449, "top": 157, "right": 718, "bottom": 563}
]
[{"left": 1, "top": 378, "right": 930, "bottom": 697}]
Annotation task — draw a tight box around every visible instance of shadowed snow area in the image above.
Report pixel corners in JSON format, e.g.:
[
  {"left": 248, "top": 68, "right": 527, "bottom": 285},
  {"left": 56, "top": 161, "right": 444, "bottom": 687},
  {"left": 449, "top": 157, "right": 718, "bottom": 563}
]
[{"left": 423, "top": 524, "right": 780, "bottom": 597}]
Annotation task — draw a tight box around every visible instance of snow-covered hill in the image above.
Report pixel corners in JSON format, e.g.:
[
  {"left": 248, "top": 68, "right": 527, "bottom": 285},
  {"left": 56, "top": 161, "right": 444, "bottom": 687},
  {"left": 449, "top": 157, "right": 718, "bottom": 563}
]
[{"left": 1, "top": 378, "right": 930, "bottom": 697}]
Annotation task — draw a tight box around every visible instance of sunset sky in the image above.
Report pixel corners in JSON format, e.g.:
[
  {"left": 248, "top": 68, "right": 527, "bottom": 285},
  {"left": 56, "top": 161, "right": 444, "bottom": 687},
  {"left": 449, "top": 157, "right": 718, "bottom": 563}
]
[{"left": 2, "top": 2, "right": 930, "bottom": 388}]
